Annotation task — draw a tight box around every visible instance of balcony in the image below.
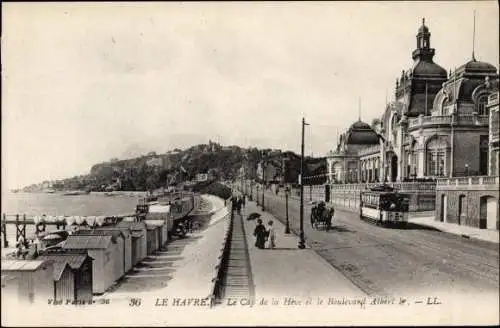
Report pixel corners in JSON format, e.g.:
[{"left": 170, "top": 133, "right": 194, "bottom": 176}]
[{"left": 408, "top": 114, "right": 489, "bottom": 130}]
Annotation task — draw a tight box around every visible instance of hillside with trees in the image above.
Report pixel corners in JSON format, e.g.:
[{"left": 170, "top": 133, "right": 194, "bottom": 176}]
[{"left": 21, "top": 141, "right": 328, "bottom": 192}]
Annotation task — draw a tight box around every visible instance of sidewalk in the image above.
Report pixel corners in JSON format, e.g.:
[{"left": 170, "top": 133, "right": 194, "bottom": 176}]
[
  {"left": 241, "top": 200, "right": 364, "bottom": 300},
  {"left": 408, "top": 213, "right": 499, "bottom": 244}
]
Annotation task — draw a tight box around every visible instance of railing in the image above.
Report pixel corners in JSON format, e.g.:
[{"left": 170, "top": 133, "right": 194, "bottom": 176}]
[
  {"left": 408, "top": 115, "right": 451, "bottom": 129},
  {"left": 358, "top": 145, "right": 380, "bottom": 156},
  {"left": 209, "top": 197, "right": 233, "bottom": 307},
  {"left": 437, "top": 176, "right": 500, "bottom": 187},
  {"left": 408, "top": 114, "right": 489, "bottom": 129},
  {"left": 329, "top": 181, "right": 436, "bottom": 192}
]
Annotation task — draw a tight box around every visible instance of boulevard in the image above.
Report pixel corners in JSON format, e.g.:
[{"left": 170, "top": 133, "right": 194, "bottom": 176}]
[{"left": 256, "top": 189, "right": 499, "bottom": 297}]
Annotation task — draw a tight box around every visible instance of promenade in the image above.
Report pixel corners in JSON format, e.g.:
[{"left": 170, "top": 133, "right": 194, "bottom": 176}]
[{"left": 240, "top": 200, "right": 364, "bottom": 299}]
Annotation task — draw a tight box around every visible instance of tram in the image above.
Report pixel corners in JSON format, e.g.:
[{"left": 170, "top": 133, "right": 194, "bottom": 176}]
[{"left": 359, "top": 185, "right": 410, "bottom": 227}]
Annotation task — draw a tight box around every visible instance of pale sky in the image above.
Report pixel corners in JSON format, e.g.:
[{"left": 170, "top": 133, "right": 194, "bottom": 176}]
[{"left": 2, "top": 1, "right": 499, "bottom": 189}]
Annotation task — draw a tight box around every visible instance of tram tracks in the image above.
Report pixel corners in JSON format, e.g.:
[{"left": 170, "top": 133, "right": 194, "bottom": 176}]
[{"left": 263, "top": 192, "right": 499, "bottom": 295}]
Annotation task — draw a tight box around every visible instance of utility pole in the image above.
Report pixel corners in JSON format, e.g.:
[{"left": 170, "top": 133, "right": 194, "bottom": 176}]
[{"left": 299, "top": 117, "right": 308, "bottom": 249}]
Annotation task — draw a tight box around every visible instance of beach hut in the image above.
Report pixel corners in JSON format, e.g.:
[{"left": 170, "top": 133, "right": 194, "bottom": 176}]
[
  {"left": 146, "top": 204, "right": 171, "bottom": 249},
  {"left": 145, "top": 223, "right": 160, "bottom": 254},
  {"left": 38, "top": 250, "right": 93, "bottom": 302},
  {"left": 70, "top": 230, "right": 126, "bottom": 284},
  {"left": 62, "top": 234, "right": 116, "bottom": 294},
  {"left": 1, "top": 260, "right": 54, "bottom": 304},
  {"left": 95, "top": 227, "right": 132, "bottom": 273},
  {"left": 116, "top": 220, "right": 147, "bottom": 266}
]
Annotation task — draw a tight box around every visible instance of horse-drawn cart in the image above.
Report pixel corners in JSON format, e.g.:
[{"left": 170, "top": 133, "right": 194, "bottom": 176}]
[{"left": 310, "top": 201, "right": 335, "bottom": 231}]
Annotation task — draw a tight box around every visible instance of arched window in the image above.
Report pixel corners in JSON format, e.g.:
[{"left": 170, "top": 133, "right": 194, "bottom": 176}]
[
  {"left": 477, "top": 95, "right": 489, "bottom": 115},
  {"left": 332, "top": 163, "right": 342, "bottom": 183},
  {"left": 426, "top": 136, "right": 449, "bottom": 177}
]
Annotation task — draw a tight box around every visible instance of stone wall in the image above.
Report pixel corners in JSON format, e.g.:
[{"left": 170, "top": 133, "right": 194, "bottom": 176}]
[{"left": 435, "top": 184, "right": 499, "bottom": 230}]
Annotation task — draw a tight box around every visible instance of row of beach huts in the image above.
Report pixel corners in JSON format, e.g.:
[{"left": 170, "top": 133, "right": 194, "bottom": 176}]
[{"left": 1, "top": 193, "right": 200, "bottom": 304}]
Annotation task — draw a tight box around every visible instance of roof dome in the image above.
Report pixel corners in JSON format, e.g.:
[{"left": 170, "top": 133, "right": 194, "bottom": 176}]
[
  {"left": 345, "top": 120, "right": 379, "bottom": 145},
  {"left": 457, "top": 59, "right": 497, "bottom": 75},
  {"left": 350, "top": 120, "right": 371, "bottom": 130},
  {"left": 418, "top": 18, "right": 429, "bottom": 34},
  {"left": 412, "top": 60, "right": 447, "bottom": 77}
]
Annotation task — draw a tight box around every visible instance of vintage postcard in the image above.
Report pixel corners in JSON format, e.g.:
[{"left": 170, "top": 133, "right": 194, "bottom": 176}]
[{"left": 1, "top": 1, "right": 499, "bottom": 326}]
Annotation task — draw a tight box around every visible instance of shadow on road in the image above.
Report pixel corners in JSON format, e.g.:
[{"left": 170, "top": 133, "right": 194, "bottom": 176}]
[
  {"left": 266, "top": 247, "right": 299, "bottom": 251},
  {"left": 327, "top": 225, "right": 356, "bottom": 233},
  {"left": 397, "top": 223, "right": 441, "bottom": 231}
]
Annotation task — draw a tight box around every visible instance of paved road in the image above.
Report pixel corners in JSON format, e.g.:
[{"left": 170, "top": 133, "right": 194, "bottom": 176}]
[{"left": 256, "top": 190, "right": 499, "bottom": 297}]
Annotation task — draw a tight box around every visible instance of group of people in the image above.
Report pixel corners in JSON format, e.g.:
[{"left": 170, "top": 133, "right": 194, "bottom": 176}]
[
  {"left": 231, "top": 194, "right": 245, "bottom": 214},
  {"left": 15, "top": 234, "right": 42, "bottom": 260},
  {"left": 253, "top": 219, "right": 276, "bottom": 249}
]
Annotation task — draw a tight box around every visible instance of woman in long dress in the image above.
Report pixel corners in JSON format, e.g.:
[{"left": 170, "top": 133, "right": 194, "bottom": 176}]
[
  {"left": 253, "top": 219, "right": 267, "bottom": 249},
  {"left": 266, "top": 220, "right": 276, "bottom": 249}
]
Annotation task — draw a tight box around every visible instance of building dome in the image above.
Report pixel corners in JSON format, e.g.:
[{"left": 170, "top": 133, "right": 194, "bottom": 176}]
[
  {"left": 418, "top": 23, "right": 429, "bottom": 34},
  {"left": 456, "top": 59, "right": 498, "bottom": 76},
  {"left": 345, "top": 120, "right": 379, "bottom": 145},
  {"left": 412, "top": 60, "right": 447, "bottom": 77}
]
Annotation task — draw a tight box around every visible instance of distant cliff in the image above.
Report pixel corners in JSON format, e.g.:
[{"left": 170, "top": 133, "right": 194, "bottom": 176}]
[{"left": 22, "top": 142, "right": 327, "bottom": 192}]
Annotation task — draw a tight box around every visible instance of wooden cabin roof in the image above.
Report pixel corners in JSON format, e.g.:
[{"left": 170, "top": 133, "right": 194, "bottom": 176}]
[
  {"left": 63, "top": 235, "right": 112, "bottom": 250},
  {"left": 39, "top": 252, "right": 91, "bottom": 281},
  {"left": 1, "top": 260, "right": 47, "bottom": 271}
]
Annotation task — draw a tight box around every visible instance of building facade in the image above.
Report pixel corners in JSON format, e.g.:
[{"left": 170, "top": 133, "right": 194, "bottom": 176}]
[
  {"left": 327, "top": 19, "right": 499, "bottom": 184},
  {"left": 488, "top": 91, "right": 499, "bottom": 176}
]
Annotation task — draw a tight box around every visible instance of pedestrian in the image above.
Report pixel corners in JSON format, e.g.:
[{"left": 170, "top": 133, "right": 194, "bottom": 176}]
[
  {"left": 253, "top": 219, "right": 267, "bottom": 249},
  {"left": 16, "top": 235, "right": 26, "bottom": 259},
  {"left": 237, "top": 196, "right": 243, "bottom": 214},
  {"left": 266, "top": 220, "right": 276, "bottom": 249},
  {"left": 241, "top": 195, "right": 246, "bottom": 208}
]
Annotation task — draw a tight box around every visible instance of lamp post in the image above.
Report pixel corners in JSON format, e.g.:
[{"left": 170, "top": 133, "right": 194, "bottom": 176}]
[
  {"left": 298, "top": 117, "right": 308, "bottom": 249},
  {"left": 256, "top": 185, "right": 260, "bottom": 206},
  {"left": 285, "top": 186, "right": 291, "bottom": 234},
  {"left": 261, "top": 162, "right": 265, "bottom": 211}
]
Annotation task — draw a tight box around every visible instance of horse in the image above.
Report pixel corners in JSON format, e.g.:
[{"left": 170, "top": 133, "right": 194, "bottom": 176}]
[{"left": 311, "top": 205, "right": 335, "bottom": 231}]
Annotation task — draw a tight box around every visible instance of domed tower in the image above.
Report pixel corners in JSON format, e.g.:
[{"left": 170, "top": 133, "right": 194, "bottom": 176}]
[
  {"left": 395, "top": 19, "right": 448, "bottom": 117},
  {"left": 345, "top": 120, "right": 380, "bottom": 146}
]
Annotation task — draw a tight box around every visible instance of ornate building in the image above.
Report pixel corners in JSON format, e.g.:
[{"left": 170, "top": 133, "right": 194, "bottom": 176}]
[
  {"left": 488, "top": 91, "right": 499, "bottom": 176},
  {"left": 327, "top": 19, "right": 499, "bottom": 184}
]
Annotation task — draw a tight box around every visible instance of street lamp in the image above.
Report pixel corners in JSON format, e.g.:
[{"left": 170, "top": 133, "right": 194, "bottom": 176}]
[
  {"left": 298, "top": 117, "right": 308, "bottom": 249},
  {"left": 256, "top": 185, "right": 260, "bottom": 206},
  {"left": 285, "top": 185, "right": 291, "bottom": 234},
  {"left": 261, "top": 163, "right": 266, "bottom": 211}
]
